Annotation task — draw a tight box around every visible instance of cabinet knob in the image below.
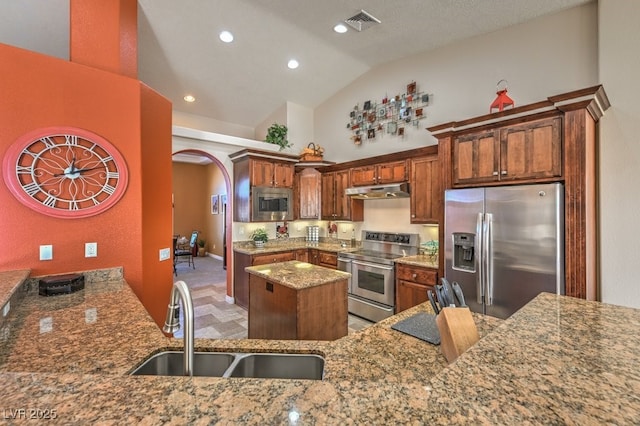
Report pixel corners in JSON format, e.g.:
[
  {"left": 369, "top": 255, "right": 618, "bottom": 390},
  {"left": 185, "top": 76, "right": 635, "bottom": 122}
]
[
  {"left": 492, "top": 171, "right": 499, "bottom": 176},
  {"left": 501, "top": 170, "right": 507, "bottom": 175},
  {"left": 412, "top": 273, "right": 417, "bottom": 279}
]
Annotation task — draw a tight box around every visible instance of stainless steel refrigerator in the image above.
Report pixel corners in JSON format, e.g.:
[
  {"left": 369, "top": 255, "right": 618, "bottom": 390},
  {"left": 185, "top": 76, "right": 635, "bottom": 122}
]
[{"left": 444, "top": 183, "right": 564, "bottom": 319}]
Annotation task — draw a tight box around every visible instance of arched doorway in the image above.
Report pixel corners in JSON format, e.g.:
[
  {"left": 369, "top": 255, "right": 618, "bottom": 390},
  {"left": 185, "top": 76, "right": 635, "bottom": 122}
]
[{"left": 171, "top": 149, "right": 234, "bottom": 301}]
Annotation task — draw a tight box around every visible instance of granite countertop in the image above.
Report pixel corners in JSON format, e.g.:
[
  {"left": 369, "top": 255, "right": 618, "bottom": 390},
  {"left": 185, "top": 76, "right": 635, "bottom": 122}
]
[
  {"left": 233, "top": 239, "right": 356, "bottom": 255},
  {"left": 395, "top": 254, "right": 439, "bottom": 268},
  {"left": 1, "top": 269, "right": 639, "bottom": 424},
  {"left": 245, "top": 260, "right": 350, "bottom": 290}
]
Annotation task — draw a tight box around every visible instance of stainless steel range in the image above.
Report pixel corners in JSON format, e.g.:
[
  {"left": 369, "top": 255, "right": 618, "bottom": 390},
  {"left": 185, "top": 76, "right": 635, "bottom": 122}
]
[{"left": 338, "top": 230, "right": 420, "bottom": 322}]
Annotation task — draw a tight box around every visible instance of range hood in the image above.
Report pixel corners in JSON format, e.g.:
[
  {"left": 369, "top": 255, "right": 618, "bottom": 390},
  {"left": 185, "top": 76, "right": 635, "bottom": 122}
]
[{"left": 345, "top": 182, "right": 410, "bottom": 199}]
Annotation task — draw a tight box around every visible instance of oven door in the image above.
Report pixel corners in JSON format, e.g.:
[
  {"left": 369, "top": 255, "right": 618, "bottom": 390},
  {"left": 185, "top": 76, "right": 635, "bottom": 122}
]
[{"left": 351, "top": 260, "right": 394, "bottom": 306}]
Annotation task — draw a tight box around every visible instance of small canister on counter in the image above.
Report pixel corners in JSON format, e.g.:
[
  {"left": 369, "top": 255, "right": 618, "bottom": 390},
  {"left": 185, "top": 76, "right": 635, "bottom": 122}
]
[{"left": 306, "top": 225, "right": 319, "bottom": 242}]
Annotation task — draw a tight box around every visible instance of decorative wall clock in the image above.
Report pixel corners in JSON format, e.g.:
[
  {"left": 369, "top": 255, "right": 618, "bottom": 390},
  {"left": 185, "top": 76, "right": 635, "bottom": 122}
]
[{"left": 2, "top": 126, "right": 129, "bottom": 219}]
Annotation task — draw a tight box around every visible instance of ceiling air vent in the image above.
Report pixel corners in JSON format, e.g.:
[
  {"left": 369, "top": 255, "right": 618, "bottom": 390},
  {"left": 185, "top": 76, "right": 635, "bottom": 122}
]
[{"left": 345, "top": 9, "right": 381, "bottom": 32}]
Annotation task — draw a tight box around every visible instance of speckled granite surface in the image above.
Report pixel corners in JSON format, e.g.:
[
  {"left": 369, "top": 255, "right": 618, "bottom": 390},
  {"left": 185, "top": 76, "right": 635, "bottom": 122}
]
[
  {"left": 1, "top": 269, "right": 640, "bottom": 424},
  {"left": 246, "top": 260, "right": 350, "bottom": 290},
  {"left": 395, "top": 254, "right": 439, "bottom": 269},
  {"left": 233, "top": 238, "right": 357, "bottom": 255}
]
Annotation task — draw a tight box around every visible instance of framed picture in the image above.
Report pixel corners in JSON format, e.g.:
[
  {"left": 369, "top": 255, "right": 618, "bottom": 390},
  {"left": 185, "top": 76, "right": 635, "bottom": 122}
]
[
  {"left": 407, "top": 81, "right": 416, "bottom": 94},
  {"left": 363, "top": 100, "right": 371, "bottom": 110},
  {"left": 387, "top": 121, "right": 397, "bottom": 134},
  {"left": 211, "top": 194, "right": 219, "bottom": 214},
  {"left": 367, "top": 128, "right": 376, "bottom": 139}
]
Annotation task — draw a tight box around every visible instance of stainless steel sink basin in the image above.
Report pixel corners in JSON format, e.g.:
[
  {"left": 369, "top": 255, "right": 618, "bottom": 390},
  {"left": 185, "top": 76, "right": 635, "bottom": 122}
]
[
  {"left": 130, "top": 351, "right": 235, "bottom": 377},
  {"left": 130, "top": 351, "right": 324, "bottom": 380},
  {"left": 226, "top": 353, "right": 324, "bottom": 380}
]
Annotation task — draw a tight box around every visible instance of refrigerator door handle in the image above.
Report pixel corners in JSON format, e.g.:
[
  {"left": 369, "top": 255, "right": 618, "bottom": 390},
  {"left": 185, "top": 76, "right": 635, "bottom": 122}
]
[
  {"left": 476, "top": 212, "right": 484, "bottom": 305},
  {"left": 485, "top": 213, "right": 494, "bottom": 306}
]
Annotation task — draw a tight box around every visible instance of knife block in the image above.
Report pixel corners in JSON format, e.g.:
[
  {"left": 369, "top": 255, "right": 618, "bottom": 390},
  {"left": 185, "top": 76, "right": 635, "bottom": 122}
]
[{"left": 436, "top": 307, "right": 479, "bottom": 364}]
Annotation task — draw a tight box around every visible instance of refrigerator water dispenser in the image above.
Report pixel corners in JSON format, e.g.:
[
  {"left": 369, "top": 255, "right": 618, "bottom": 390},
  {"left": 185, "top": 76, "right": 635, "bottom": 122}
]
[{"left": 452, "top": 233, "right": 475, "bottom": 272}]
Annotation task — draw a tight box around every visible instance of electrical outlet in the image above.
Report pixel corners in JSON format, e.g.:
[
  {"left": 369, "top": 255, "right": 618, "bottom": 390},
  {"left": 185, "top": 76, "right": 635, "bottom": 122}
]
[
  {"left": 159, "top": 248, "right": 171, "bottom": 261},
  {"left": 239, "top": 227, "right": 245, "bottom": 235},
  {"left": 85, "top": 242, "right": 97, "bottom": 258},
  {"left": 39, "top": 245, "right": 53, "bottom": 261}
]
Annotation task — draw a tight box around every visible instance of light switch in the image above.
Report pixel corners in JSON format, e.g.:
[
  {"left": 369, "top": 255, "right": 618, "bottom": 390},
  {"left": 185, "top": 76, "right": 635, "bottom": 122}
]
[
  {"left": 159, "top": 248, "right": 171, "bottom": 261},
  {"left": 39, "top": 245, "right": 53, "bottom": 261}
]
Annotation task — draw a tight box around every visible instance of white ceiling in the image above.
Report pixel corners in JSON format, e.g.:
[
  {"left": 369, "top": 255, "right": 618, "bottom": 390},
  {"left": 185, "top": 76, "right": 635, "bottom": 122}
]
[{"left": 1, "top": 0, "right": 590, "bottom": 130}]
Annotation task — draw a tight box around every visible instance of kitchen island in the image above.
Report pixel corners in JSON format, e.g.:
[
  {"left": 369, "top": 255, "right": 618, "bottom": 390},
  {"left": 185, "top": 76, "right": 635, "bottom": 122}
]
[
  {"left": 246, "top": 261, "right": 349, "bottom": 340},
  {"left": 1, "top": 269, "right": 639, "bottom": 424}
]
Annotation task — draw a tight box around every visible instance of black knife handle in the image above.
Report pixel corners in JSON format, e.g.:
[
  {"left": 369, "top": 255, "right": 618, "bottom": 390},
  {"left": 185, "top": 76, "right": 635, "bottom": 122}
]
[{"left": 427, "top": 289, "right": 440, "bottom": 315}]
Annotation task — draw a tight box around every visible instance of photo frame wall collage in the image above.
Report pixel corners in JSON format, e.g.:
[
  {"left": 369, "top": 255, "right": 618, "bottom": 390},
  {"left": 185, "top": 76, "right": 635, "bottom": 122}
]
[{"left": 347, "top": 81, "right": 431, "bottom": 145}]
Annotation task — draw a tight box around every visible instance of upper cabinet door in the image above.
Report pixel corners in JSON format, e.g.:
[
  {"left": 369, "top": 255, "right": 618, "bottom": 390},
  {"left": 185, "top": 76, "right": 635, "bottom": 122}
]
[
  {"left": 499, "top": 116, "right": 562, "bottom": 182},
  {"left": 452, "top": 116, "right": 562, "bottom": 187},
  {"left": 410, "top": 155, "right": 441, "bottom": 224},
  {"left": 298, "top": 168, "right": 321, "bottom": 219},
  {"left": 453, "top": 130, "right": 500, "bottom": 186},
  {"left": 273, "top": 162, "right": 294, "bottom": 187},
  {"left": 250, "top": 159, "right": 274, "bottom": 186},
  {"left": 351, "top": 160, "right": 408, "bottom": 186}
]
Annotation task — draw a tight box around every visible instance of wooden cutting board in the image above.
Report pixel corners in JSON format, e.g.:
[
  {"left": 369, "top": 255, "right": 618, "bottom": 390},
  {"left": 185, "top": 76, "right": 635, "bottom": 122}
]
[{"left": 436, "top": 307, "right": 479, "bottom": 363}]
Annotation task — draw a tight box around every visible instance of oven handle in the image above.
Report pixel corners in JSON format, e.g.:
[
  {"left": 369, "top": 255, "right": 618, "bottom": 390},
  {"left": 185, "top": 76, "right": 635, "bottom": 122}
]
[{"left": 351, "top": 260, "right": 394, "bottom": 271}]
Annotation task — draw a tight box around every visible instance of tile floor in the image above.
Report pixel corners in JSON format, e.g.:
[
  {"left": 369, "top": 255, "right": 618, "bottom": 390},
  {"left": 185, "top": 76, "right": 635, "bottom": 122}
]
[{"left": 172, "top": 255, "right": 372, "bottom": 339}]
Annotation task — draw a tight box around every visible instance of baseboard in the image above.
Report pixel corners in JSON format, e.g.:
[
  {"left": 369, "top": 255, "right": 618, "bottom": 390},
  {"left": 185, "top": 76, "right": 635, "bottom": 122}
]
[
  {"left": 206, "top": 253, "right": 223, "bottom": 261},
  {"left": 225, "top": 295, "right": 235, "bottom": 304}
]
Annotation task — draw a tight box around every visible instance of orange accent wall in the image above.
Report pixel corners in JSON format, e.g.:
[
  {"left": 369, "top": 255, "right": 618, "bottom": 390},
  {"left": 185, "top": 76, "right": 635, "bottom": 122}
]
[
  {"left": 70, "top": 0, "right": 138, "bottom": 78},
  {"left": 140, "top": 83, "right": 174, "bottom": 325},
  {"left": 0, "top": 42, "right": 173, "bottom": 328}
]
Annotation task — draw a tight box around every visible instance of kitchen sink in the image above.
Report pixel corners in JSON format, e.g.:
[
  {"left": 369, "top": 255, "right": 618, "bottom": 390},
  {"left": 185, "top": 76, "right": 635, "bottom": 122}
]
[
  {"left": 130, "top": 351, "right": 324, "bottom": 380},
  {"left": 226, "top": 353, "right": 324, "bottom": 380},
  {"left": 130, "top": 351, "right": 235, "bottom": 377}
]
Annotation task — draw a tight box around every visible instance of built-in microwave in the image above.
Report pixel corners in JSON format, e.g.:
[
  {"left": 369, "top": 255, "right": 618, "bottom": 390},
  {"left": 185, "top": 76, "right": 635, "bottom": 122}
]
[{"left": 252, "top": 186, "right": 293, "bottom": 221}]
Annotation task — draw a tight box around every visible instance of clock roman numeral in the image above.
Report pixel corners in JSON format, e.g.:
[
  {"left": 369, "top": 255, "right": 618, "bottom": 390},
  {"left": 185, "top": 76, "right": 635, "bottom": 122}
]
[
  {"left": 39, "top": 137, "right": 56, "bottom": 148},
  {"left": 23, "top": 182, "right": 40, "bottom": 196},
  {"left": 69, "top": 201, "right": 80, "bottom": 210},
  {"left": 64, "top": 135, "right": 79, "bottom": 145},
  {"left": 43, "top": 195, "right": 57, "bottom": 208},
  {"left": 103, "top": 184, "right": 116, "bottom": 195},
  {"left": 106, "top": 171, "right": 119, "bottom": 179},
  {"left": 16, "top": 165, "right": 32, "bottom": 175}
]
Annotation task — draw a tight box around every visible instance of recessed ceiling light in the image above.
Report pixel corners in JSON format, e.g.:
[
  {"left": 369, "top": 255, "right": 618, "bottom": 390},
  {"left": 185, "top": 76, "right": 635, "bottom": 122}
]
[
  {"left": 219, "top": 30, "right": 234, "bottom": 43},
  {"left": 183, "top": 95, "right": 196, "bottom": 103},
  {"left": 287, "top": 59, "right": 299, "bottom": 69},
  {"left": 334, "top": 23, "right": 348, "bottom": 33}
]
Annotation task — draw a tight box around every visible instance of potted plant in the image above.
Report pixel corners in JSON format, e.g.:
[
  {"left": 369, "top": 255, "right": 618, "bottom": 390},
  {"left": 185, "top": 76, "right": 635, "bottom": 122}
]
[
  {"left": 197, "top": 239, "right": 206, "bottom": 257},
  {"left": 265, "top": 123, "right": 292, "bottom": 151},
  {"left": 250, "top": 228, "right": 269, "bottom": 248}
]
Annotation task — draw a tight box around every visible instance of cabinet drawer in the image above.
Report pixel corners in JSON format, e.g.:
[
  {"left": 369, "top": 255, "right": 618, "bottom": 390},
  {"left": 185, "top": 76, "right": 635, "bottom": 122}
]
[
  {"left": 396, "top": 265, "right": 437, "bottom": 285},
  {"left": 252, "top": 251, "right": 295, "bottom": 265},
  {"left": 318, "top": 251, "right": 337, "bottom": 268}
]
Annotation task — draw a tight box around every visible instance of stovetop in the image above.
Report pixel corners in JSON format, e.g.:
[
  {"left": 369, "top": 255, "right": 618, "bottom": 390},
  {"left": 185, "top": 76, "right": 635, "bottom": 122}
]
[{"left": 339, "top": 230, "right": 420, "bottom": 265}]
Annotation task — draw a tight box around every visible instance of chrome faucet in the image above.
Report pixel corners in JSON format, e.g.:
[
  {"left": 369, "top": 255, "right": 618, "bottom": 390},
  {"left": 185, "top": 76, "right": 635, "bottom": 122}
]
[{"left": 163, "top": 280, "right": 194, "bottom": 376}]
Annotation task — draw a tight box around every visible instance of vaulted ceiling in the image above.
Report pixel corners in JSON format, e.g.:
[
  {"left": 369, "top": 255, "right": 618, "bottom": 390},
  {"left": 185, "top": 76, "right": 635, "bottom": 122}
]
[{"left": 0, "top": 0, "right": 591, "bottom": 129}]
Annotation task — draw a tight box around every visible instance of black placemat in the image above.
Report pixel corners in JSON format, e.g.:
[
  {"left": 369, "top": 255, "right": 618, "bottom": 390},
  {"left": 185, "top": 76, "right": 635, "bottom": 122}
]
[{"left": 391, "top": 312, "right": 441, "bottom": 345}]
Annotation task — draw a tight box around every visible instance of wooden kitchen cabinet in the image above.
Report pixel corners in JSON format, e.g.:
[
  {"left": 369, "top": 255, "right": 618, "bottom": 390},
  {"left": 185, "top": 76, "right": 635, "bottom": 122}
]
[
  {"left": 230, "top": 149, "right": 299, "bottom": 222},
  {"left": 233, "top": 250, "right": 295, "bottom": 309},
  {"left": 351, "top": 160, "right": 408, "bottom": 186},
  {"left": 294, "top": 248, "right": 309, "bottom": 263},
  {"left": 248, "top": 274, "right": 348, "bottom": 340},
  {"left": 251, "top": 158, "right": 294, "bottom": 188},
  {"left": 321, "top": 169, "right": 363, "bottom": 221},
  {"left": 296, "top": 168, "right": 321, "bottom": 219},
  {"left": 452, "top": 116, "right": 562, "bottom": 186},
  {"left": 317, "top": 251, "right": 337, "bottom": 269},
  {"left": 395, "top": 263, "right": 438, "bottom": 313},
  {"left": 410, "top": 155, "right": 441, "bottom": 224},
  {"left": 307, "top": 249, "right": 337, "bottom": 269}
]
